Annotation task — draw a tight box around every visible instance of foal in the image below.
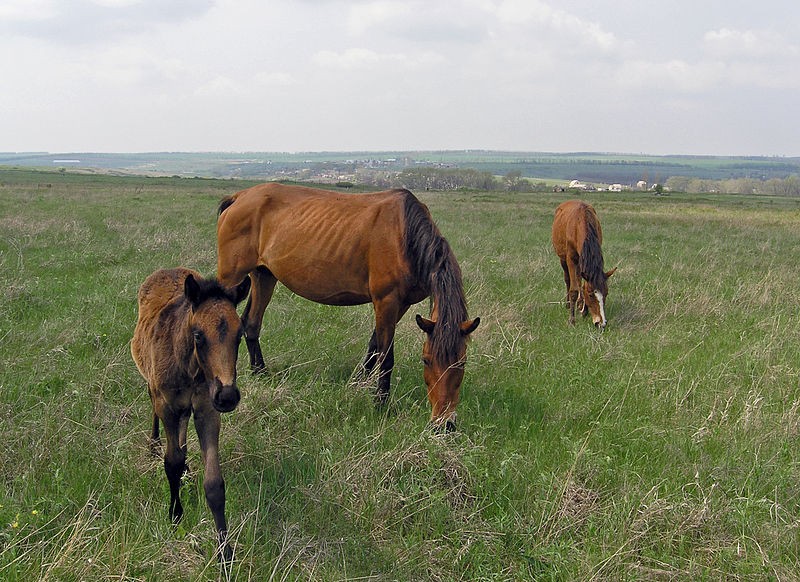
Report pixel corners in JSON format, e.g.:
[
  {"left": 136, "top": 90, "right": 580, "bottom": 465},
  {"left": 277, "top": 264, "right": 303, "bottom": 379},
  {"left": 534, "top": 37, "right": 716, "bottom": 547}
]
[{"left": 131, "top": 268, "right": 250, "bottom": 561}]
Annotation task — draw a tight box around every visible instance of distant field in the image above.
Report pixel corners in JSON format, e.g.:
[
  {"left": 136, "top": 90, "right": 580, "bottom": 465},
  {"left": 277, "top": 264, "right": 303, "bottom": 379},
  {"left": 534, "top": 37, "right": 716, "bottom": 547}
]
[
  {"left": 2, "top": 170, "right": 800, "bottom": 580},
  {"left": 2, "top": 150, "right": 799, "bottom": 184}
]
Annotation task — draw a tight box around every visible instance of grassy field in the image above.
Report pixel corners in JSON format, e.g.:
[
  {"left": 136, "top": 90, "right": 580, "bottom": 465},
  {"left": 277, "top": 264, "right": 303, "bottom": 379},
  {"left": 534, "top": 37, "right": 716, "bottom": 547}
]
[{"left": 1, "top": 170, "right": 800, "bottom": 580}]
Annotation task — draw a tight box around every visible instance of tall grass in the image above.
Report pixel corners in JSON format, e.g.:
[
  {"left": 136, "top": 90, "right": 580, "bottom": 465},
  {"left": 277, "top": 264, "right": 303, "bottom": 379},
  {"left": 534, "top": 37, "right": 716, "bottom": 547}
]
[{"left": 2, "top": 171, "right": 800, "bottom": 580}]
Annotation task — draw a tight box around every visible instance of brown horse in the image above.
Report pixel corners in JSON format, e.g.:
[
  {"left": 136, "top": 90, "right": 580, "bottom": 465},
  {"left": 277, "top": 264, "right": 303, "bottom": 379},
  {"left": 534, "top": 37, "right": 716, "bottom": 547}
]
[
  {"left": 131, "top": 268, "right": 250, "bottom": 561},
  {"left": 216, "top": 183, "right": 480, "bottom": 431},
  {"left": 551, "top": 200, "right": 616, "bottom": 328}
]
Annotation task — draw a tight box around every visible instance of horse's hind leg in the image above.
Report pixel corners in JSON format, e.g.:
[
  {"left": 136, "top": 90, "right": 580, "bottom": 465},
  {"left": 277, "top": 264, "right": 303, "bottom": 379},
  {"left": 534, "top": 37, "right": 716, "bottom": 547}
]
[
  {"left": 566, "top": 257, "right": 580, "bottom": 326},
  {"left": 362, "top": 330, "right": 379, "bottom": 376},
  {"left": 559, "top": 258, "right": 571, "bottom": 308},
  {"left": 242, "top": 266, "right": 277, "bottom": 373}
]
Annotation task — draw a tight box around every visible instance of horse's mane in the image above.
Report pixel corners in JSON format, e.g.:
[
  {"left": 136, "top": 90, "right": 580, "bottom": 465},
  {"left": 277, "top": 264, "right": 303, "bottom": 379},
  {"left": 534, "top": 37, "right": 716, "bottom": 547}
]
[
  {"left": 191, "top": 276, "right": 239, "bottom": 305},
  {"left": 578, "top": 209, "right": 606, "bottom": 290},
  {"left": 402, "top": 190, "right": 468, "bottom": 364}
]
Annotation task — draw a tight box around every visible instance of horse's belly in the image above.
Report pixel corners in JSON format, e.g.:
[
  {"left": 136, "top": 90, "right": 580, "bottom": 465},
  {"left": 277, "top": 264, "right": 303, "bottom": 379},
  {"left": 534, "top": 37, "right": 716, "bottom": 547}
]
[
  {"left": 291, "top": 287, "right": 371, "bottom": 306},
  {"left": 274, "top": 267, "right": 372, "bottom": 306}
]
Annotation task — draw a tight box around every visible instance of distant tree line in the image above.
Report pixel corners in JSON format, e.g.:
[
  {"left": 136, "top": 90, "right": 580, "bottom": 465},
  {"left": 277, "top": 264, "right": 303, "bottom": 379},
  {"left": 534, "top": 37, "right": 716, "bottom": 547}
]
[
  {"left": 665, "top": 175, "right": 800, "bottom": 196},
  {"left": 354, "top": 167, "right": 550, "bottom": 192}
]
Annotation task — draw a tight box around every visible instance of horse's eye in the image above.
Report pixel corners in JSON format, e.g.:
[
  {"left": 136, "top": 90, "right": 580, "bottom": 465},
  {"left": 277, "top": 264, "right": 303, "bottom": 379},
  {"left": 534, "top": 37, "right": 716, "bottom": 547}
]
[
  {"left": 193, "top": 330, "right": 205, "bottom": 345},
  {"left": 421, "top": 357, "right": 432, "bottom": 366}
]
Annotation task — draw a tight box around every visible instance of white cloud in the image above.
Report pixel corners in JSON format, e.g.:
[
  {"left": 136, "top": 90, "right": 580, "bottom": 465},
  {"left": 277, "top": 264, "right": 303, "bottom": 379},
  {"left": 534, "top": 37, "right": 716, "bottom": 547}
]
[
  {"left": 313, "top": 47, "right": 444, "bottom": 70},
  {"left": 704, "top": 28, "right": 799, "bottom": 59},
  {"left": 492, "top": 0, "right": 622, "bottom": 52},
  {"left": 347, "top": 0, "right": 412, "bottom": 35},
  {"left": 0, "top": 0, "right": 57, "bottom": 21}
]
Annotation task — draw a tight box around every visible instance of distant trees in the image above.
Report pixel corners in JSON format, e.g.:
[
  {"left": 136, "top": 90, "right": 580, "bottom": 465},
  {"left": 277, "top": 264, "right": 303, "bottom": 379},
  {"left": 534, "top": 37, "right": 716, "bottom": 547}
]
[
  {"left": 665, "top": 175, "right": 800, "bottom": 196},
  {"left": 354, "top": 166, "right": 551, "bottom": 193}
]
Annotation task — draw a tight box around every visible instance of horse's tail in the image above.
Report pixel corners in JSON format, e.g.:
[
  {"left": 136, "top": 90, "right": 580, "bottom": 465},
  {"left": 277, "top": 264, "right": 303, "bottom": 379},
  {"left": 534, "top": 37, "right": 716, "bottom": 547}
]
[
  {"left": 218, "top": 195, "right": 236, "bottom": 216},
  {"left": 578, "top": 213, "right": 605, "bottom": 288},
  {"left": 402, "top": 190, "right": 468, "bottom": 363}
]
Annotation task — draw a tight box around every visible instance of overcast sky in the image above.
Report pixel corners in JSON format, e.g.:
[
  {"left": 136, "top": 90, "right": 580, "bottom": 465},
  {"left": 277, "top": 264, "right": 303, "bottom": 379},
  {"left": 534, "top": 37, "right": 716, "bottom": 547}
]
[{"left": 1, "top": 0, "right": 799, "bottom": 155}]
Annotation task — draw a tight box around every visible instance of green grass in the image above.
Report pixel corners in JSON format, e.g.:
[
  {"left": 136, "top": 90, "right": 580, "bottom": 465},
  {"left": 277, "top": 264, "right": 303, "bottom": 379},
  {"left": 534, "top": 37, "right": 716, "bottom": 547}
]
[{"left": 2, "top": 171, "right": 800, "bottom": 580}]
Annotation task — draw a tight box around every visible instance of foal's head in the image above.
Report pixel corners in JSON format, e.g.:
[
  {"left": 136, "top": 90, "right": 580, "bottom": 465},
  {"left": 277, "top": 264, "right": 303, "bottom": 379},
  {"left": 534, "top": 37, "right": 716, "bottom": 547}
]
[
  {"left": 416, "top": 314, "right": 480, "bottom": 433},
  {"left": 185, "top": 275, "right": 251, "bottom": 413},
  {"left": 581, "top": 267, "right": 617, "bottom": 329}
]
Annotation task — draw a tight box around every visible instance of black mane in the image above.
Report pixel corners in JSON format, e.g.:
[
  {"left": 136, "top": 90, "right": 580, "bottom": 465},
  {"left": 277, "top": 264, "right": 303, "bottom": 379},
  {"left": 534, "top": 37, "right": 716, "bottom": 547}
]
[
  {"left": 578, "top": 211, "right": 606, "bottom": 291},
  {"left": 402, "top": 190, "right": 468, "bottom": 364}
]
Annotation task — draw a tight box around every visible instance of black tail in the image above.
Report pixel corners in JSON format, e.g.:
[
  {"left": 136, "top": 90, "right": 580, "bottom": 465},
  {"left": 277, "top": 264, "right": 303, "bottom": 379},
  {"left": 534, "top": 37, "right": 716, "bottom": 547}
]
[{"left": 218, "top": 195, "right": 236, "bottom": 216}]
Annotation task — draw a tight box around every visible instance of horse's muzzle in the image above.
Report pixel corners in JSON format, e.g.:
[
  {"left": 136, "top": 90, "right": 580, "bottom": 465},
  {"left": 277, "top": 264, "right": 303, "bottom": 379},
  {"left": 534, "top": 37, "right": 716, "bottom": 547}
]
[{"left": 213, "top": 383, "right": 241, "bottom": 413}]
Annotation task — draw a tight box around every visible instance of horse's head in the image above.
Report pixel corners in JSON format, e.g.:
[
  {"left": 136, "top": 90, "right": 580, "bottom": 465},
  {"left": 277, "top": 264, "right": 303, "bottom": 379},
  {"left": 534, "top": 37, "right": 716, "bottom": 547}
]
[
  {"left": 581, "top": 267, "right": 616, "bottom": 329},
  {"left": 185, "top": 274, "right": 251, "bottom": 413},
  {"left": 416, "top": 314, "right": 480, "bottom": 432}
]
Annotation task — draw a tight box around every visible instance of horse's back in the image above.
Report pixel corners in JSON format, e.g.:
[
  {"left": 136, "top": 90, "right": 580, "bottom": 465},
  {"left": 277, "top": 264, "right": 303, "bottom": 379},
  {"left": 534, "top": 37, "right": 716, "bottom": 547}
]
[
  {"left": 216, "top": 183, "right": 413, "bottom": 303},
  {"left": 552, "top": 199, "right": 601, "bottom": 257}
]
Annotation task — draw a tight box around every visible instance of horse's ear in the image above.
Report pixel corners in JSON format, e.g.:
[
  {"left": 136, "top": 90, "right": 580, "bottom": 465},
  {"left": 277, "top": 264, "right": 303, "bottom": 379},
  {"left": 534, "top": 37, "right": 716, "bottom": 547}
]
[
  {"left": 230, "top": 277, "right": 251, "bottom": 305},
  {"left": 416, "top": 314, "right": 435, "bottom": 334},
  {"left": 184, "top": 274, "right": 202, "bottom": 308},
  {"left": 460, "top": 317, "right": 480, "bottom": 336},
  {"left": 605, "top": 267, "right": 618, "bottom": 279}
]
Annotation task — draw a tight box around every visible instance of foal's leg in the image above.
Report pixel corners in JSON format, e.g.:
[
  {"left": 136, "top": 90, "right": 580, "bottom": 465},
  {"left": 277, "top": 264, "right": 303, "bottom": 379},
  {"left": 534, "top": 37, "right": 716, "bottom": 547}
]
[
  {"left": 148, "top": 389, "right": 161, "bottom": 456},
  {"left": 161, "top": 410, "right": 189, "bottom": 524},
  {"left": 192, "top": 395, "right": 232, "bottom": 562},
  {"left": 149, "top": 413, "right": 161, "bottom": 456},
  {"left": 241, "top": 267, "right": 278, "bottom": 373}
]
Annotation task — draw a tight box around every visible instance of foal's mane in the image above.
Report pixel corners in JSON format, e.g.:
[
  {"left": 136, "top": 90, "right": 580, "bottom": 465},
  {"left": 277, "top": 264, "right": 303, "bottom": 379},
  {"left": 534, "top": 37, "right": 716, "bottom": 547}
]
[
  {"left": 190, "top": 277, "right": 239, "bottom": 305},
  {"left": 578, "top": 208, "right": 606, "bottom": 289},
  {"left": 401, "top": 190, "right": 468, "bottom": 364}
]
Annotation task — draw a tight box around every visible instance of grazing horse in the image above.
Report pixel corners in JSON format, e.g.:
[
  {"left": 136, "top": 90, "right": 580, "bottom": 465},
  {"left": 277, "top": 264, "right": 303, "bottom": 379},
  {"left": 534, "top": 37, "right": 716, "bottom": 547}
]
[
  {"left": 551, "top": 200, "right": 616, "bottom": 328},
  {"left": 215, "top": 183, "right": 480, "bottom": 431},
  {"left": 131, "top": 268, "right": 250, "bottom": 561}
]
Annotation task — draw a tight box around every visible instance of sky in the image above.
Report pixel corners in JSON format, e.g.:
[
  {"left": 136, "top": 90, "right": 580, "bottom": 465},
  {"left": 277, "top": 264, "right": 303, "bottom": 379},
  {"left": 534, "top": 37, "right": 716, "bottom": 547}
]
[{"left": 1, "top": 0, "right": 799, "bottom": 156}]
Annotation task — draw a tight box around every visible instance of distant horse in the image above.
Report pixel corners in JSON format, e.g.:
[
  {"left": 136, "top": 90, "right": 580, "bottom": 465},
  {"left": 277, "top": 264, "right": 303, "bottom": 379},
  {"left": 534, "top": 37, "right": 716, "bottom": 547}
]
[
  {"left": 216, "top": 183, "right": 480, "bottom": 431},
  {"left": 551, "top": 200, "right": 616, "bottom": 328},
  {"left": 131, "top": 268, "right": 250, "bottom": 561}
]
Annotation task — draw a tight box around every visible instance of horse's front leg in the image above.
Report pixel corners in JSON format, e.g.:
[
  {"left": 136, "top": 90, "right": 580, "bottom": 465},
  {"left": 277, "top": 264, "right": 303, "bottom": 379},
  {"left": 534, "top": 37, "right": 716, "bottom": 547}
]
[
  {"left": 371, "top": 299, "right": 406, "bottom": 407},
  {"left": 192, "top": 396, "right": 233, "bottom": 562},
  {"left": 161, "top": 411, "right": 189, "bottom": 525}
]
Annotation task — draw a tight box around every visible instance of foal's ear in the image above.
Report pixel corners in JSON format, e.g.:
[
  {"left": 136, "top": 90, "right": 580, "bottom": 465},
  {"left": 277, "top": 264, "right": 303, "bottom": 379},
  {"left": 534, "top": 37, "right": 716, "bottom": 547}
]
[
  {"left": 184, "top": 274, "right": 202, "bottom": 308},
  {"left": 416, "top": 314, "right": 435, "bottom": 334},
  {"left": 460, "top": 317, "right": 480, "bottom": 336},
  {"left": 229, "top": 276, "right": 251, "bottom": 305},
  {"left": 605, "top": 267, "right": 618, "bottom": 279}
]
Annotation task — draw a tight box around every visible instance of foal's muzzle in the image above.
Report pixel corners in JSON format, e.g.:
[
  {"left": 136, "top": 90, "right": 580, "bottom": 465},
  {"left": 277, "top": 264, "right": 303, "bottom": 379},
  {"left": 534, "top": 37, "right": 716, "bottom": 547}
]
[{"left": 212, "top": 381, "right": 241, "bottom": 413}]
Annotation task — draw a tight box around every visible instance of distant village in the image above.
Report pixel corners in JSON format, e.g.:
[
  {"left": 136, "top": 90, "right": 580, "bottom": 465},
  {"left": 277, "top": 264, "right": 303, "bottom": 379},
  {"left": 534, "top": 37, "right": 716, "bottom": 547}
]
[{"left": 557, "top": 179, "right": 660, "bottom": 192}]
